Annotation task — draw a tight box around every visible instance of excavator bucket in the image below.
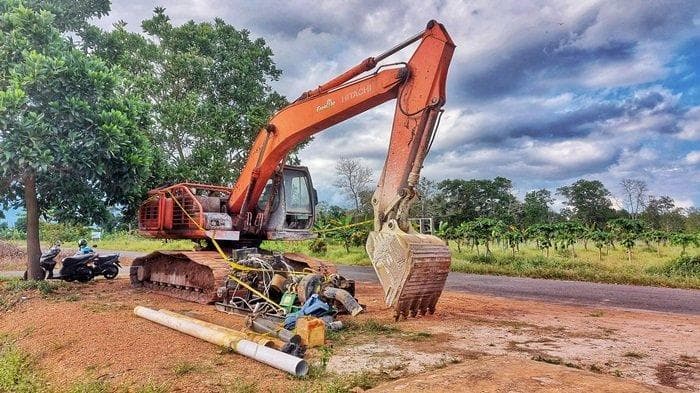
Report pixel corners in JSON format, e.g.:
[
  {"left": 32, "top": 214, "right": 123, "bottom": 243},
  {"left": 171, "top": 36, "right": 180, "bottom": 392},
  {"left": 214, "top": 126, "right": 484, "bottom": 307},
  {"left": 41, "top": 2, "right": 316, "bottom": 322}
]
[{"left": 366, "top": 224, "right": 451, "bottom": 320}]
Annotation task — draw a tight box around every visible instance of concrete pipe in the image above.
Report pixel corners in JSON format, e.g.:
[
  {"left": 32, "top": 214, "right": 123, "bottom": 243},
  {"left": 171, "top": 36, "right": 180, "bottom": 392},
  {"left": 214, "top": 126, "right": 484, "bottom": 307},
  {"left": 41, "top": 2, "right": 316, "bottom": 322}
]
[{"left": 134, "top": 306, "right": 308, "bottom": 376}]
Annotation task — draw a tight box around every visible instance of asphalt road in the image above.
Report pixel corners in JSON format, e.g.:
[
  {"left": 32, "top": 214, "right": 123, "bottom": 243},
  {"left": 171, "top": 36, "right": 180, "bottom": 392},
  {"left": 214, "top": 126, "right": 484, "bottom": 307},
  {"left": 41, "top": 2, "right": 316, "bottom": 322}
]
[
  {"left": 337, "top": 265, "right": 700, "bottom": 315},
  {"left": 4, "top": 250, "right": 699, "bottom": 315}
]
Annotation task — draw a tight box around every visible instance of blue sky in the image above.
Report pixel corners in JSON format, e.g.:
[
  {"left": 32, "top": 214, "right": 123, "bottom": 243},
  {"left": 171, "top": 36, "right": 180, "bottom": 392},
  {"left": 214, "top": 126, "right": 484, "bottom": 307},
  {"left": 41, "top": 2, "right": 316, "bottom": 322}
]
[{"left": 77, "top": 1, "right": 700, "bottom": 211}]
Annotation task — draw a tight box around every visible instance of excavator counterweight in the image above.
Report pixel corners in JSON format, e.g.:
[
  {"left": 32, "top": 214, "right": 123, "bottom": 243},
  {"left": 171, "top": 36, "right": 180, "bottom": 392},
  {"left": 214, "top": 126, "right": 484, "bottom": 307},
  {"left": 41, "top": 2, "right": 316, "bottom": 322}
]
[{"left": 133, "top": 20, "right": 455, "bottom": 319}]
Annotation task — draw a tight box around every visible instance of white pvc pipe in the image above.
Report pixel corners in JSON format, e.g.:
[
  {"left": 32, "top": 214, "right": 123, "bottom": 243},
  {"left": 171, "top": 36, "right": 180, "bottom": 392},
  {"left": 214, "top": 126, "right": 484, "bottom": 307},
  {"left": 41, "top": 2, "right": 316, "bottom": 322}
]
[{"left": 134, "top": 306, "right": 308, "bottom": 376}]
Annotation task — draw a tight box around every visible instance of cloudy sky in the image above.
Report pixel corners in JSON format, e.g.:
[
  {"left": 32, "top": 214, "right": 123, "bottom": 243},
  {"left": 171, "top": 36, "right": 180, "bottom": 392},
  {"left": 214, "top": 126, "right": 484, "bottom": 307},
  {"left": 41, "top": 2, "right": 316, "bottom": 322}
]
[{"left": 96, "top": 0, "right": 700, "bottom": 209}]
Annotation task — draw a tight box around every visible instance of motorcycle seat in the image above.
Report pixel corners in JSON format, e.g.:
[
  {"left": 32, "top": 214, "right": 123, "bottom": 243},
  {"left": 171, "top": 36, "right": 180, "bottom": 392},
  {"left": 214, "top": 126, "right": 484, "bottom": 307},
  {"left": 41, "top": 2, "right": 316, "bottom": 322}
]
[
  {"left": 95, "top": 254, "right": 118, "bottom": 263},
  {"left": 40, "top": 249, "right": 60, "bottom": 260},
  {"left": 62, "top": 253, "right": 94, "bottom": 264}
]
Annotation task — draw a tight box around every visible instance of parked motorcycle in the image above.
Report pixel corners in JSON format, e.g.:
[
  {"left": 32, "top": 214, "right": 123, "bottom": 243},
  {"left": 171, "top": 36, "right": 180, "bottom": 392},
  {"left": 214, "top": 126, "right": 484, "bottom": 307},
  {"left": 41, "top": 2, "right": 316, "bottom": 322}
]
[
  {"left": 92, "top": 253, "right": 121, "bottom": 279},
  {"left": 23, "top": 243, "right": 121, "bottom": 282}
]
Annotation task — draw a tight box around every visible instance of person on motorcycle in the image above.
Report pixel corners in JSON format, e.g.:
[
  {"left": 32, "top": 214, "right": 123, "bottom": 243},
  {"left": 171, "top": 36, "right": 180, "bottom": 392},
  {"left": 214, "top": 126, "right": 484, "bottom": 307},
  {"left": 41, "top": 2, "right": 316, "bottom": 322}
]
[{"left": 77, "top": 239, "right": 94, "bottom": 254}]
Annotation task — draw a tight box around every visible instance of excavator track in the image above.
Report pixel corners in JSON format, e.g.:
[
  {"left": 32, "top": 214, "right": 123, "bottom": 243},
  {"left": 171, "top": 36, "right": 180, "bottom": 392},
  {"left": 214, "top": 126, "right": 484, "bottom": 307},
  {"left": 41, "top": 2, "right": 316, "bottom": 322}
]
[
  {"left": 130, "top": 251, "right": 231, "bottom": 304},
  {"left": 367, "top": 226, "right": 451, "bottom": 320}
]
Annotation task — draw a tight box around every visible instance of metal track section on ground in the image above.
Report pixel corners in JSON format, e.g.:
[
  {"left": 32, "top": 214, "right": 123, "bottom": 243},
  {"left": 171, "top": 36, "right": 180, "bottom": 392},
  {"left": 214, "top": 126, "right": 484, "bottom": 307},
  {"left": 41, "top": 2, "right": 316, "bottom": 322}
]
[{"left": 130, "top": 251, "right": 231, "bottom": 304}]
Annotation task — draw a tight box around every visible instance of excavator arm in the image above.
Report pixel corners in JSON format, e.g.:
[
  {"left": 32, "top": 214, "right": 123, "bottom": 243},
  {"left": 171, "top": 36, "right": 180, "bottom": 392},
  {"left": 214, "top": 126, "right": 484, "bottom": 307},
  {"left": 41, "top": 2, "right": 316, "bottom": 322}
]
[{"left": 228, "top": 20, "right": 455, "bottom": 319}]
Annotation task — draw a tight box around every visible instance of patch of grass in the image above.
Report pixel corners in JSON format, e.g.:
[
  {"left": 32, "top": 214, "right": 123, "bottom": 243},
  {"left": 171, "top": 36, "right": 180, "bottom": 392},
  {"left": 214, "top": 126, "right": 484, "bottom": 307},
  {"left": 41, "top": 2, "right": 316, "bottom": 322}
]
[
  {"left": 588, "top": 311, "right": 604, "bottom": 317},
  {"left": 0, "top": 338, "right": 44, "bottom": 393},
  {"left": 305, "top": 345, "right": 334, "bottom": 379},
  {"left": 531, "top": 354, "right": 563, "bottom": 365},
  {"left": 648, "top": 255, "right": 700, "bottom": 277},
  {"left": 327, "top": 319, "right": 401, "bottom": 343},
  {"left": 451, "top": 251, "right": 700, "bottom": 289},
  {"left": 64, "top": 293, "right": 80, "bottom": 302},
  {"left": 172, "top": 361, "right": 206, "bottom": 376},
  {"left": 405, "top": 331, "right": 433, "bottom": 342},
  {"left": 303, "top": 371, "right": 384, "bottom": 393},
  {"left": 223, "top": 377, "right": 258, "bottom": 393},
  {"left": 2, "top": 278, "right": 65, "bottom": 296},
  {"left": 133, "top": 383, "right": 170, "bottom": 393},
  {"left": 67, "top": 379, "right": 110, "bottom": 393}
]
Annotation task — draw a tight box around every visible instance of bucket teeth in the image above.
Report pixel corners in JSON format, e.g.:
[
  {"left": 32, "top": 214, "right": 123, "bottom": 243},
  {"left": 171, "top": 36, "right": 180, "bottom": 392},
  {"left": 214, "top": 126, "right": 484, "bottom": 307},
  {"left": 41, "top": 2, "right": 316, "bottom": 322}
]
[{"left": 367, "top": 227, "right": 451, "bottom": 320}]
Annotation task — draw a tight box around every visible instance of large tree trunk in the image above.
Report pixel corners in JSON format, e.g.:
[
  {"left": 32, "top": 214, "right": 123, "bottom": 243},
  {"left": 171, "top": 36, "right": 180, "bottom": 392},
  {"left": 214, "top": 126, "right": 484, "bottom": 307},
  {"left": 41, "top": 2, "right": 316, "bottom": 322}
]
[{"left": 24, "top": 170, "right": 43, "bottom": 280}]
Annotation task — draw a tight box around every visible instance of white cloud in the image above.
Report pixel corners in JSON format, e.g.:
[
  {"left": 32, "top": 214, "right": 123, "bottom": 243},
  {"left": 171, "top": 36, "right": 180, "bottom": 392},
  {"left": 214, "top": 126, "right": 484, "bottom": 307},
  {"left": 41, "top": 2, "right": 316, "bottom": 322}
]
[
  {"left": 97, "top": 0, "right": 700, "bottom": 207},
  {"left": 685, "top": 151, "right": 700, "bottom": 165},
  {"left": 678, "top": 107, "right": 700, "bottom": 140}
]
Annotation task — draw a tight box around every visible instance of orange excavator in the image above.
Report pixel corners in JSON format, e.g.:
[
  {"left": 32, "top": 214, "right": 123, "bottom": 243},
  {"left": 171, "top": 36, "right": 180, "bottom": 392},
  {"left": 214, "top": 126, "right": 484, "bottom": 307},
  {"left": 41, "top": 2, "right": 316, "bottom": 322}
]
[{"left": 132, "top": 20, "right": 455, "bottom": 319}]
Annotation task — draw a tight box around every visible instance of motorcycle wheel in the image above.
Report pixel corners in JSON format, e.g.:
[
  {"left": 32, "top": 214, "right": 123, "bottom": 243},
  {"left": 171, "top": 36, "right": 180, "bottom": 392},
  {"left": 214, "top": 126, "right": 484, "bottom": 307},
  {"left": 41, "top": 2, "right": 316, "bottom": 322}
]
[
  {"left": 76, "top": 267, "right": 94, "bottom": 283},
  {"left": 103, "top": 265, "right": 119, "bottom": 280}
]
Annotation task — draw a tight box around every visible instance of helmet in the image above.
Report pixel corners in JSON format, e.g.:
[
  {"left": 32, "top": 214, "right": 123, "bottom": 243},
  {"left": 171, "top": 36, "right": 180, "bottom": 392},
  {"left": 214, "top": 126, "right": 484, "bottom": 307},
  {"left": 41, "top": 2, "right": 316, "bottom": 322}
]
[{"left": 78, "top": 239, "right": 88, "bottom": 248}]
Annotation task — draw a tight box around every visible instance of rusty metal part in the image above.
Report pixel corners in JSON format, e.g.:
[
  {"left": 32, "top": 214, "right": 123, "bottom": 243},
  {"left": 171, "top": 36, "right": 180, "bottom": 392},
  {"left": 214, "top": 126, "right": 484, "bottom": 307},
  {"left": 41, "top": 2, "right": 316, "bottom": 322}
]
[
  {"left": 322, "top": 286, "right": 363, "bottom": 316},
  {"left": 130, "top": 251, "right": 230, "bottom": 304},
  {"left": 366, "top": 221, "right": 451, "bottom": 320},
  {"left": 283, "top": 253, "right": 338, "bottom": 275}
]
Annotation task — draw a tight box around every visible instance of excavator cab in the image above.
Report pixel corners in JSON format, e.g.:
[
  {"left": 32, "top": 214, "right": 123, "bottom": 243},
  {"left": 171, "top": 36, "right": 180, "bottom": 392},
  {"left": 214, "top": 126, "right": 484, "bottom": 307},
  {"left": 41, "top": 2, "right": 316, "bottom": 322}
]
[{"left": 259, "top": 165, "right": 317, "bottom": 240}]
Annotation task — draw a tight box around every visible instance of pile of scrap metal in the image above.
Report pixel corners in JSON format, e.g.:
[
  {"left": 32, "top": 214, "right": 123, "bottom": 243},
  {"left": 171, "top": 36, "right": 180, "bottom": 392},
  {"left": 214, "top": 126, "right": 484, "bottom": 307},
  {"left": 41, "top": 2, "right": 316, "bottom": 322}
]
[
  {"left": 133, "top": 250, "right": 364, "bottom": 377},
  {"left": 214, "top": 248, "right": 362, "bottom": 321}
]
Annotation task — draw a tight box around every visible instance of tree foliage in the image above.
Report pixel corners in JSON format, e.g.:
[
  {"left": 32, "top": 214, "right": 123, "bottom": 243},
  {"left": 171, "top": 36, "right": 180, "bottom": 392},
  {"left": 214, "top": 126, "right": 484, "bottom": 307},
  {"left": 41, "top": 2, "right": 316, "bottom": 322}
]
[
  {"left": 0, "top": 1, "right": 153, "bottom": 278},
  {"left": 557, "top": 179, "right": 613, "bottom": 228},
  {"left": 522, "top": 189, "right": 553, "bottom": 227},
  {"left": 88, "top": 7, "right": 287, "bottom": 185},
  {"left": 435, "top": 177, "right": 520, "bottom": 226}
]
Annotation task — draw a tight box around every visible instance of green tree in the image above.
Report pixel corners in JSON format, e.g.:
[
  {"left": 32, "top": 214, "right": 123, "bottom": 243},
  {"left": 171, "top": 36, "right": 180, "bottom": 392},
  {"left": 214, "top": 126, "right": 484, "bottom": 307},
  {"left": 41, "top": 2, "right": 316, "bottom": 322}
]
[
  {"left": 685, "top": 208, "right": 700, "bottom": 232},
  {"left": 525, "top": 223, "right": 555, "bottom": 257},
  {"left": 467, "top": 218, "right": 499, "bottom": 255},
  {"left": 554, "top": 221, "right": 584, "bottom": 258},
  {"left": 434, "top": 221, "right": 454, "bottom": 246},
  {"left": 670, "top": 233, "right": 699, "bottom": 256},
  {"left": 0, "top": 2, "right": 153, "bottom": 279},
  {"left": 23, "top": 0, "right": 110, "bottom": 36},
  {"left": 522, "top": 189, "right": 553, "bottom": 227},
  {"left": 645, "top": 230, "right": 668, "bottom": 256},
  {"left": 607, "top": 218, "right": 645, "bottom": 263},
  {"left": 588, "top": 230, "right": 613, "bottom": 261},
  {"left": 435, "top": 177, "right": 519, "bottom": 226},
  {"left": 89, "top": 7, "right": 287, "bottom": 185},
  {"left": 557, "top": 179, "right": 613, "bottom": 228}
]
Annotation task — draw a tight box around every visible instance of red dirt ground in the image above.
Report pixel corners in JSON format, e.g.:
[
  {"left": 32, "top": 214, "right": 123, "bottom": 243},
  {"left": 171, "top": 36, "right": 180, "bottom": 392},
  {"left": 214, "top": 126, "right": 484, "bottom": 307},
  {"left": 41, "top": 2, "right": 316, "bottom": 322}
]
[{"left": 0, "top": 277, "right": 697, "bottom": 392}]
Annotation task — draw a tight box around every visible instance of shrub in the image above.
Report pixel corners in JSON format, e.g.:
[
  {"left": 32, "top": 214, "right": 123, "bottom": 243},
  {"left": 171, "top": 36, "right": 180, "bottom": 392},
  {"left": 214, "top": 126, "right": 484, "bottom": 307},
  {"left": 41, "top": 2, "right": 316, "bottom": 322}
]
[
  {"left": 650, "top": 255, "right": 700, "bottom": 277},
  {"left": 350, "top": 230, "right": 368, "bottom": 247},
  {"left": 308, "top": 238, "right": 328, "bottom": 254}
]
